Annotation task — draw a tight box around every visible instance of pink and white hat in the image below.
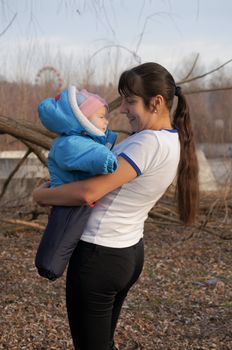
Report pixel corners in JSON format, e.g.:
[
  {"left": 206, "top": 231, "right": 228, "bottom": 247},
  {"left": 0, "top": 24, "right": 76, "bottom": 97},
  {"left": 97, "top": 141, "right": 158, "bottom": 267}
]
[
  {"left": 77, "top": 89, "right": 108, "bottom": 118},
  {"left": 68, "top": 86, "right": 108, "bottom": 136}
]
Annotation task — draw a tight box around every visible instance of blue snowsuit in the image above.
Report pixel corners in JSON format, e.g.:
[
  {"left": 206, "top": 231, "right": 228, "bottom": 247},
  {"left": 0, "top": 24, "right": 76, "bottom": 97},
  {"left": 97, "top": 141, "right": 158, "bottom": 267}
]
[{"left": 35, "top": 87, "right": 118, "bottom": 280}]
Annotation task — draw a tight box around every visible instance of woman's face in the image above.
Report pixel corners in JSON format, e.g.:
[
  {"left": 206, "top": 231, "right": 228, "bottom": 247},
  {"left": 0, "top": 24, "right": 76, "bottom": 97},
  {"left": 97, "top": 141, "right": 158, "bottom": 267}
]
[{"left": 120, "top": 95, "right": 154, "bottom": 132}]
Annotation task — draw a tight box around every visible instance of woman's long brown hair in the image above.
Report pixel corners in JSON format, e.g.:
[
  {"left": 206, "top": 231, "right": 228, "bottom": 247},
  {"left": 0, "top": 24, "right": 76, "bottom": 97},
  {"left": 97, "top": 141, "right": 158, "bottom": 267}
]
[
  {"left": 118, "top": 62, "right": 199, "bottom": 224},
  {"left": 173, "top": 90, "right": 199, "bottom": 224}
]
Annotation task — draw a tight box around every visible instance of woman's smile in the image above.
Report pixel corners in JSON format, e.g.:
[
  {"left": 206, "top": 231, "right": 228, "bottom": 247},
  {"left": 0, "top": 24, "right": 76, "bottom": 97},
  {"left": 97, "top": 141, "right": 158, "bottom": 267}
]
[
  {"left": 127, "top": 114, "right": 139, "bottom": 132},
  {"left": 128, "top": 115, "right": 136, "bottom": 122}
]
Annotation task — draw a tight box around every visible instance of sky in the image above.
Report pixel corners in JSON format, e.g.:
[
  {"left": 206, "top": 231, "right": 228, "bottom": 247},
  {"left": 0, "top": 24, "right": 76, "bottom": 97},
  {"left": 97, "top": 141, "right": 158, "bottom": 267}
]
[{"left": 0, "top": 0, "right": 232, "bottom": 84}]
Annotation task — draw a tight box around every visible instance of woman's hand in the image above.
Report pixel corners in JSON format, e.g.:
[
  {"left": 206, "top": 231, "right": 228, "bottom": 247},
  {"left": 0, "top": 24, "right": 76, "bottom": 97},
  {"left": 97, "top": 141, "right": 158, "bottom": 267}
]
[
  {"left": 33, "top": 181, "right": 51, "bottom": 206},
  {"left": 32, "top": 157, "right": 137, "bottom": 207}
]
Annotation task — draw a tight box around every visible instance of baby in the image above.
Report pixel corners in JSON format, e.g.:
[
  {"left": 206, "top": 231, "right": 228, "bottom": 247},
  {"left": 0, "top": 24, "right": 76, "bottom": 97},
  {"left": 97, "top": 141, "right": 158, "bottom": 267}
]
[{"left": 35, "top": 86, "right": 117, "bottom": 280}]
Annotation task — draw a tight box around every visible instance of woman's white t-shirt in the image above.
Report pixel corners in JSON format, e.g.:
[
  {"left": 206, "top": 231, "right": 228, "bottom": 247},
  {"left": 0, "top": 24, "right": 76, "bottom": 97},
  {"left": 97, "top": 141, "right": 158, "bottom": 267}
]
[{"left": 81, "top": 129, "right": 180, "bottom": 248}]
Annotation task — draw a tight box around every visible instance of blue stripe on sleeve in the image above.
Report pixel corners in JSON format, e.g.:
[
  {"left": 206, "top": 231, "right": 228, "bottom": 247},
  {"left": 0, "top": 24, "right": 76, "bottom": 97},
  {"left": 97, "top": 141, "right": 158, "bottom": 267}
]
[
  {"left": 118, "top": 152, "right": 142, "bottom": 176},
  {"left": 162, "top": 128, "right": 178, "bottom": 133}
]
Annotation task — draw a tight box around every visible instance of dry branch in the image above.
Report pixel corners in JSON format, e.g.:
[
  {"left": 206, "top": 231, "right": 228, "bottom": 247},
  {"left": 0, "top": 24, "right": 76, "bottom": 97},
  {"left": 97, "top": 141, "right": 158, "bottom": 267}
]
[
  {"left": 178, "top": 58, "right": 232, "bottom": 84},
  {"left": 109, "top": 96, "right": 122, "bottom": 112},
  {"left": 0, "top": 149, "right": 31, "bottom": 199},
  {"left": 181, "top": 53, "right": 200, "bottom": 81},
  {"left": 22, "top": 141, "right": 48, "bottom": 167},
  {"left": 0, "top": 12, "right": 17, "bottom": 37},
  {"left": 89, "top": 45, "right": 141, "bottom": 65},
  {"left": 148, "top": 211, "right": 179, "bottom": 223},
  {"left": 1, "top": 218, "right": 44, "bottom": 230},
  {"left": 186, "top": 86, "right": 232, "bottom": 95}
]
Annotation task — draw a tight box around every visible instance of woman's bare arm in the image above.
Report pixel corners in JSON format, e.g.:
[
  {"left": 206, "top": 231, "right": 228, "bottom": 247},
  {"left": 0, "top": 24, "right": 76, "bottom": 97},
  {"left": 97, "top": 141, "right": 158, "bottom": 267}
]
[{"left": 33, "top": 157, "right": 137, "bottom": 206}]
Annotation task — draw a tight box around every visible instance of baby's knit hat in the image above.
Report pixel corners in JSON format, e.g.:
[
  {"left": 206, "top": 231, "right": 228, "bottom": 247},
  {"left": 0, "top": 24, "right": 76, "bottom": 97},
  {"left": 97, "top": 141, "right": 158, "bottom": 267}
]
[
  {"left": 76, "top": 89, "right": 108, "bottom": 118},
  {"left": 68, "top": 85, "right": 108, "bottom": 137}
]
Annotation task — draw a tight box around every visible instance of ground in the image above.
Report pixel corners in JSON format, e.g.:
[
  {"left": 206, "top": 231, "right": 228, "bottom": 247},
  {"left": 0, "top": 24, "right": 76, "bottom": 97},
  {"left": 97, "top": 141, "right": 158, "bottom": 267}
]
[{"left": 1, "top": 197, "right": 232, "bottom": 350}]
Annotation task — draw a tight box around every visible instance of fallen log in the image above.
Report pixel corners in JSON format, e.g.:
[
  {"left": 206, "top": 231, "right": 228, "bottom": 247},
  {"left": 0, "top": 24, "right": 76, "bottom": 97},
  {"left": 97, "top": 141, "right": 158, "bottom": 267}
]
[{"left": 0, "top": 114, "right": 52, "bottom": 149}]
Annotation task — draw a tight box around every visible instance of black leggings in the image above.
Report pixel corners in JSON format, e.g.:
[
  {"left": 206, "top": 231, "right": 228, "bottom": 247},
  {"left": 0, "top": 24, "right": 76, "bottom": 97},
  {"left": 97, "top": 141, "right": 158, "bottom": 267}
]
[{"left": 66, "top": 238, "right": 144, "bottom": 350}]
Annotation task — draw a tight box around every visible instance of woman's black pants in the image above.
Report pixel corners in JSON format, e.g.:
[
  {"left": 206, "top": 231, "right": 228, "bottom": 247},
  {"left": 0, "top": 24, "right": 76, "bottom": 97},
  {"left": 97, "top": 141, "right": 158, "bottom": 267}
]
[{"left": 66, "top": 238, "right": 144, "bottom": 350}]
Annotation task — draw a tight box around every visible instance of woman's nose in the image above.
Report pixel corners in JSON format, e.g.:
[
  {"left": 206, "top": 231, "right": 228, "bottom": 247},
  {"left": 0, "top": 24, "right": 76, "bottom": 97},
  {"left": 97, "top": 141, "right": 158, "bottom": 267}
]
[{"left": 120, "top": 101, "right": 127, "bottom": 114}]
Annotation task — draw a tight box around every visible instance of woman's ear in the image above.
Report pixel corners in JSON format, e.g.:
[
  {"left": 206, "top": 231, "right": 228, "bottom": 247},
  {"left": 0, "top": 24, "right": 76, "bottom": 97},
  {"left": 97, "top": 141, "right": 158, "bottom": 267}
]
[{"left": 150, "top": 95, "right": 163, "bottom": 112}]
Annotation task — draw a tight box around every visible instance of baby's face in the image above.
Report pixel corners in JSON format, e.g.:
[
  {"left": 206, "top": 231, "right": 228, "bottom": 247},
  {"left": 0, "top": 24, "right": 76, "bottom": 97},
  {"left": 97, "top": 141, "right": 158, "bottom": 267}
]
[{"left": 88, "top": 106, "right": 109, "bottom": 133}]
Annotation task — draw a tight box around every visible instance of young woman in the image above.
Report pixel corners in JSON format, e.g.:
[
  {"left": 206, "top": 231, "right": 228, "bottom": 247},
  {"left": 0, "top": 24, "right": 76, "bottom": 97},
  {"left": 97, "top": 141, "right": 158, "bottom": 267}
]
[{"left": 33, "top": 62, "right": 199, "bottom": 350}]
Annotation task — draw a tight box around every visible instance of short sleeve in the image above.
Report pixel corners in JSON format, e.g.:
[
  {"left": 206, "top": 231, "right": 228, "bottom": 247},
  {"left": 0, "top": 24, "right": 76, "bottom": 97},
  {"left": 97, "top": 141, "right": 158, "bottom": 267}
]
[{"left": 118, "top": 131, "right": 160, "bottom": 176}]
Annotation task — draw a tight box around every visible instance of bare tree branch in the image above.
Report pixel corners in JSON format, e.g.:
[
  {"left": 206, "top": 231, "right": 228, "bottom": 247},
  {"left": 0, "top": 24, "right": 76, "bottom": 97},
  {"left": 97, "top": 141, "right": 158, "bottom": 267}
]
[
  {"left": 1, "top": 218, "right": 44, "bottom": 230},
  {"left": 178, "top": 58, "right": 232, "bottom": 84},
  {"left": 186, "top": 86, "right": 232, "bottom": 95},
  {"left": 135, "top": 11, "right": 181, "bottom": 54},
  {"left": 195, "top": 0, "right": 200, "bottom": 21},
  {"left": 181, "top": 53, "right": 200, "bottom": 81},
  {"left": 89, "top": 45, "right": 141, "bottom": 65},
  {"left": 0, "top": 149, "right": 31, "bottom": 200},
  {"left": 109, "top": 95, "right": 121, "bottom": 112},
  {"left": 0, "top": 12, "right": 17, "bottom": 37},
  {"left": 22, "top": 141, "right": 48, "bottom": 167},
  {"left": 0, "top": 137, "right": 47, "bottom": 202}
]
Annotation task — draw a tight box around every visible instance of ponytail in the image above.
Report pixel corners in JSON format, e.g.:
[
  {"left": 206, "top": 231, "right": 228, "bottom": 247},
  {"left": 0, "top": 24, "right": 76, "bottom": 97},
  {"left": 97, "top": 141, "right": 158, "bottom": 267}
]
[{"left": 173, "top": 88, "right": 199, "bottom": 224}]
